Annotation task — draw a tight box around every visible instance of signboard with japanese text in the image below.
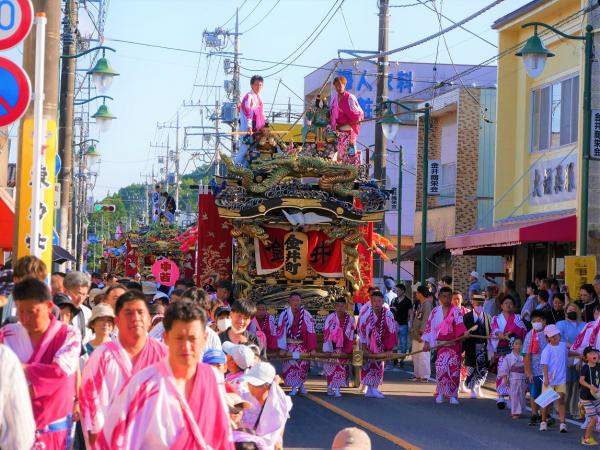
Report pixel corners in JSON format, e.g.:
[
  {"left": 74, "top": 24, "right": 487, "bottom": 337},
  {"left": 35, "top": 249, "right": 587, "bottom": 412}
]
[
  {"left": 152, "top": 258, "right": 180, "bottom": 287},
  {"left": 591, "top": 109, "right": 600, "bottom": 160},
  {"left": 15, "top": 118, "right": 56, "bottom": 268},
  {"left": 565, "top": 256, "right": 596, "bottom": 299},
  {"left": 530, "top": 153, "right": 577, "bottom": 206},
  {"left": 427, "top": 160, "right": 441, "bottom": 196}
]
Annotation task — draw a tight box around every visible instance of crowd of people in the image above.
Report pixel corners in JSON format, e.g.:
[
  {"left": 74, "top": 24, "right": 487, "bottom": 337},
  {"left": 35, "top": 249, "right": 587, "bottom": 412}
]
[
  {"left": 5, "top": 254, "right": 600, "bottom": 449},
  {"left": 379, "top": 271, "right": 600, "bottom": 446},
  {"left": 0, "top": 257, "right": 373, "bottom": 450}
]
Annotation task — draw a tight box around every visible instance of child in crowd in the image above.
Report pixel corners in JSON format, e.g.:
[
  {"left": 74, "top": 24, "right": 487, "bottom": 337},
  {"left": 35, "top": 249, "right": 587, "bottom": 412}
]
[
  {"left": 202, "top": 349, "right": 228, "bottom": 375},
  {"left": 498, "top": 338, "right": 527, "bottom": 418},
  {"left": 580, "top": 346, "right": 600, "bottom": 446},
  {"left": 540, "top": 324, "right": 569, "bottom": 432},
  {"left": 523, "top": 310, "right": 548, "bottom": 426}
]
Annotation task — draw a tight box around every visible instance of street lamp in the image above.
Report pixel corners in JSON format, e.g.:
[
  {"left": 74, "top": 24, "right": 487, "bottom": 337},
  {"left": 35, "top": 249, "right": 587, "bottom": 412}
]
[
  {"left": 380, "top": 104, "right": 404, "bottom": 140},
  {"left": 85, "top": 144, "right": 101, "bottom": 166},
  {"left": 515, "top": 26, "right": 554, "bottom": 79},
  {"left": 517, "top": 23, "right": 593, "bottom": 255},
  {"left": 63, "top": 46, "right": 119, "bottom": 93},
  {"left": 378, "top": 100, "right": 430, "bottom": 284},
  {"left": 75, "top": 95, "right": 117, "bottom": 132},
  {"left": 92, "top": 103, "right": 117, "bottom": 132}
]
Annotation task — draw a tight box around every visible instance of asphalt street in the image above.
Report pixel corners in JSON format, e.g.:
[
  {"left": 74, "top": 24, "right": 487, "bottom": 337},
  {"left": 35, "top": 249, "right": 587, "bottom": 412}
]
[{"left": 284, "top": 363, "right": 585, "bottom": 450}]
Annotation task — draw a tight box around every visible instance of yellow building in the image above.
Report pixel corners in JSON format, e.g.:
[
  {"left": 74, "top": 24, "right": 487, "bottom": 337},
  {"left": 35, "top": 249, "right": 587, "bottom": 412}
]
[{"left": 447, "top": 0, "right": 586, "bottom": 286}]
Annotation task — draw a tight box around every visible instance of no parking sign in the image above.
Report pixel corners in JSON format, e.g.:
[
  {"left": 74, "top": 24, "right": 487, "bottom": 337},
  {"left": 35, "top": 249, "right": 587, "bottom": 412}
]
[
  {"left": 0, "top": 0, "right": 33, "bottom": 127},
  {"left": 0, "top": 56, "right": 30, "bottom": 126}
]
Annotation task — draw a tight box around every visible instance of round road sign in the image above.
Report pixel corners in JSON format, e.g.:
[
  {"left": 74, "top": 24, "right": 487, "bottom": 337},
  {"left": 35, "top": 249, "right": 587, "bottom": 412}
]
[
  {"left": 0, "top": 56, "right": 31, "bottom": 127},
  {"left": 0, "top": 0, "right": 34, "bottom": 50}
]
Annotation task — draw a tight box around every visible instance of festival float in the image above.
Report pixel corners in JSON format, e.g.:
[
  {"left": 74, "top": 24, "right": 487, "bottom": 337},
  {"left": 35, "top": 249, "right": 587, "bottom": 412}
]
[
  {"left": 101, "top": 224, "right": 196, "bottom": 282},
  {"left": 203, "top": 93, "right": 392, "bottom": 316}
]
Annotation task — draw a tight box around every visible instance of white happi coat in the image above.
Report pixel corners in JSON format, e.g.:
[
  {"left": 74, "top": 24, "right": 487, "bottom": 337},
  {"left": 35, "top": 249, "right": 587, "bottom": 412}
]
[{"left": 0, "top": 344, "right": 36, "bottom": 450}]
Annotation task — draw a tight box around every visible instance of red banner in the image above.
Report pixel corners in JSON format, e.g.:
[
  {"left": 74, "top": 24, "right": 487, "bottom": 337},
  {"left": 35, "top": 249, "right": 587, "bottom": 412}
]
[
  {"left": 124, "top": 240, "right": 138, "bottom": 277},
  {"left": 307, "top": 230, "right": 342, "bottom": 277},
  {"left": 183, "top": 251, "right": 195, "bottom": 280},
  {"left": 196, "top": 189, "right": 232, "bottom": 286},
  {"left": 255, "top": 227, "right": 342, "bottom": 277},
  {"left": 256, "top": 227, "right": 288, "bottom": 274},
  {"left": 353, "top": 223, "right": 373, "bottom": 304}
]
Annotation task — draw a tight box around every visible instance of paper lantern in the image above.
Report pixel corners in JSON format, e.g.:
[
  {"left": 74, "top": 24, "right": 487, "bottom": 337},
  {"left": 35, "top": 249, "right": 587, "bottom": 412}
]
[
  {"left": 283, "top": 231, "right": 308, "bottom": 280},
  {"left": 152, "top": 258, "right": 180, "bottom": 287}
]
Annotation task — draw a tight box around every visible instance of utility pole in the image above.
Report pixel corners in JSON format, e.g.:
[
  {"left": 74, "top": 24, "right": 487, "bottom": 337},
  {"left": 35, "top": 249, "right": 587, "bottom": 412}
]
[
  {"left": 232, "top": 9, "right": 241, "bottom": 157},
  {"left": 150, "top": 139, "right": 170, "bottom": 191},
  {"left": 57, "top": 0, "right": 78, "bottom": 256},
  {"left": 157, "top": 115, "right": 181, "bottom": 212},
  {"left": 373, "top": 0, "right": 389, "bottom": 182},
  {"left": 14, "top": 0, "right": 62, "bottom": 264}
]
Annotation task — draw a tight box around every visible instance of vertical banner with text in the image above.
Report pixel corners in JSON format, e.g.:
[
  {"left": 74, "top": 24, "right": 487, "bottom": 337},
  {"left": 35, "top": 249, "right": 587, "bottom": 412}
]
[{"left": 16, "top": 118, "right": 56, "bottom": 268}]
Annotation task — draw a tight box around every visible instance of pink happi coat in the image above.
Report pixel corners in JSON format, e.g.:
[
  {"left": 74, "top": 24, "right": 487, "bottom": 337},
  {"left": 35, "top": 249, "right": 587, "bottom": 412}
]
[
  {"left": 330, "top": 90, "right": 363, "bottom": 138},
  {"left": 79, "top": 336, "right": 167, "bottom": 438},
  {"left": 358, "top": 308, "right": 397, "bottom": 387},
  {"left": 240, "top": 90, "right": 266, "bottom": 132},
  {"left": 490, "top": 313, "right": 527, "bottom": 396},
  {"left": 252, "top": 313, "right": 279, "bottom": 350},
  {"left": 0, "top": 315, "right": 81, "bottom": 450},
  {"left": 571, "top": 317, "right": 600, "bottom": 354},
  {"left": 323, "top": 312, "right": 355, "bottom": 389},
  {"left": 99, "top": 359, "right": 233, "bottom": 450},
  {"left": 248, "top": 317, "right": 269, "bottom": 350},
  {"left": 422, "top": 306, "right": 467, "bottom": 398},
  {"left": 277, "top": 307, "right": 317, "bottom": 387}
]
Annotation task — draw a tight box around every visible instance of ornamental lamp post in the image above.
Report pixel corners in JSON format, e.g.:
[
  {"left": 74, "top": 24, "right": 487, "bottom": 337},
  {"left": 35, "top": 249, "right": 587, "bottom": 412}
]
[
  {"left": 378, "top": 100, "right": 430, "bottom": 284},
  {"left": 516, "top": 23, "right": 594, "bottom": 255},
  {"left": 85, "top": 144, "right": 101, "bottom": 166},
  {"left": 63, "top": 46, "right": 120, "bottom": 93},
  {"left": 75, "top": 95, "right": 117, "bottom": 132},
  {"left": 88, "top": 55, "right": 120, "bottom": 94}
]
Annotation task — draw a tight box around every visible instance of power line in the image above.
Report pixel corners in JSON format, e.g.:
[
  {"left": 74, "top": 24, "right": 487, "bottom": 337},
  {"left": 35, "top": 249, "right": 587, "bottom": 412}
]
[
  {"left": 241, "top": 0, "right": 343, "bottom": 73},
  {"left": 339, "top": 4, "right": 355, "bottom": 50},
  {"left": 239, "top": 0, "right": 264, "bottom": 25},
  {"left": 346, "top": 0, "right": 507, "bottom": 62},
  {"left": 261, "top": 0, "right": 346, "bottom": 78},
  {"left": 242, "top": 0, "right": 281, "bottom": 34},
  {"left": 416, "top": 0, "right": 497, "bottom": 48},
  {"left": 220, "top": 0, "right": 248, "bottom": 28}
]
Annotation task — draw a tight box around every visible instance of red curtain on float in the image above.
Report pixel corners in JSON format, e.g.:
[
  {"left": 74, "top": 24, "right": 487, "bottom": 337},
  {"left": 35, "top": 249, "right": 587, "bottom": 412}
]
[
  {"left": 352, "top": 222, "right": 373, "bottom": 304},
  {"left": 196, "top": 190, "right": 232, "bottom": 287},
  {"left": 255, "top": 227, "right": 342, "bottom": 276}
]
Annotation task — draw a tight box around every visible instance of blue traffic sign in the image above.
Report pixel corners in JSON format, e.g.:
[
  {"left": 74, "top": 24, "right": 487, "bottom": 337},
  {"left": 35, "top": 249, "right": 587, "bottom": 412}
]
[
  {"left": 55, "top": 153, "right": 61, "bottom": 176},
  {"left": 0, "top": 56, "right": 30, "bottom": 127}
]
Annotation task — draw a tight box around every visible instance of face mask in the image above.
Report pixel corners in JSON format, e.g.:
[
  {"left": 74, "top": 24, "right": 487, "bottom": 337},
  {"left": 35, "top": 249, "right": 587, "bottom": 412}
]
[
  {"left": 474, "top": 305, "right": 483, "bottom": 314},
  {"left": 567, "top": 312, "right": 577, "bottom": 321},
  {"left": 532, "top": 322, "right": 543, "bottom": 331},
  {"left": 217, "top": 318, "right": 232, "bottom": 332}
]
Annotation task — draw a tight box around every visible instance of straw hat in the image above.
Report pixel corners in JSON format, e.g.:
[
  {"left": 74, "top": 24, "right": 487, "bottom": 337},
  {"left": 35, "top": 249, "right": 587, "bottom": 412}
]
[{"left": 88, "top": 303, "right": 115, "bottom": 328}]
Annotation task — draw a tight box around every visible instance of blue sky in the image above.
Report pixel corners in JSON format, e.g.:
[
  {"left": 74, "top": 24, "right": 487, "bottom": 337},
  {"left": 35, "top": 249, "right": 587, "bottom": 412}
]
[{"left": 7, "top": 0, "right": 535, "bottom": 198}]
